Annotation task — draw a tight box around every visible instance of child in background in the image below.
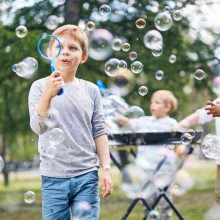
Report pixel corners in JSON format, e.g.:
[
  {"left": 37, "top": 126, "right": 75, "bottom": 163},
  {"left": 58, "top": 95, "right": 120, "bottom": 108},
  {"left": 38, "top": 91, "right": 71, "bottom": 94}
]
[
  {"left": 28, "top": 25, "right": 112, "bottom": 220},
  {"left": 173, "top": 97, "right": 220, "bottom": 215},
  {"left": 117, "top": 90, "right": 179, "bottom": 220}
]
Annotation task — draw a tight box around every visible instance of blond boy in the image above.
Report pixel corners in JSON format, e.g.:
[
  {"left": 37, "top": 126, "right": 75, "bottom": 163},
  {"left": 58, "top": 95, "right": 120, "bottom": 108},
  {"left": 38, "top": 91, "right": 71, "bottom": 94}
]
[
  {"left": 118, "top": 90, "right": 178, "bottom": 220},
  {"left": 28, "top": 25, "right": 112, "bottom": 220}
]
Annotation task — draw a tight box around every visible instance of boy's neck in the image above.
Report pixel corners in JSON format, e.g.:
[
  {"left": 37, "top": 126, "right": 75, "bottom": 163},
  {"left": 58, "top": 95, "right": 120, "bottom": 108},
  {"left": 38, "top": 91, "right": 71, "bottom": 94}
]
[
  {"left": 154, "top": 115, "right": 169, "bottom": 120},
  {"left": 63, "top": 71, "right": 78, "bottom": 84}
]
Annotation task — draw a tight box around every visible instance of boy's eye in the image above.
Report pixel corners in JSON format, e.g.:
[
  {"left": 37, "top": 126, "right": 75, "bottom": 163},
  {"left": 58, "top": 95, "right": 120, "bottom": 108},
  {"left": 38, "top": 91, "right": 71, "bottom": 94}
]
[{"left": 70, "top": 47, "right": 77, "bottom": 50}]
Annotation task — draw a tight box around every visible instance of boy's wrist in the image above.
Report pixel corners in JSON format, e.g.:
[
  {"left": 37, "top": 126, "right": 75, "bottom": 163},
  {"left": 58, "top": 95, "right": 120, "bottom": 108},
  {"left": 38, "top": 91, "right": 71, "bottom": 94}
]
[{"left": 102, "top": 164, "right": 111, "bottom": 171}]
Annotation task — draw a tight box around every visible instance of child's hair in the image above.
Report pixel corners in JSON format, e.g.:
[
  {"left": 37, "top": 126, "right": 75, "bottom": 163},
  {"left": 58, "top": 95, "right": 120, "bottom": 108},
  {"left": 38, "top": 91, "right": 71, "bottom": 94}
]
[
  {"left": 51, "top": 24, "right": 88, "bottom": 57},
  {"left": 151, "top": 90, "right": 178, "bottom": 113}
]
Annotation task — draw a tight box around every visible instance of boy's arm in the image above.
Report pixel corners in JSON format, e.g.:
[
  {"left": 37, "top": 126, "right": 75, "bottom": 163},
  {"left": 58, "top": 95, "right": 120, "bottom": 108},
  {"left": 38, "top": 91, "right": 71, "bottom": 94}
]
[
  {"left": 95, "top": 134, "right": 112, "bottom": 198},
  {"left": 28, "top": 71, "right": 63, "bottom": 135}
]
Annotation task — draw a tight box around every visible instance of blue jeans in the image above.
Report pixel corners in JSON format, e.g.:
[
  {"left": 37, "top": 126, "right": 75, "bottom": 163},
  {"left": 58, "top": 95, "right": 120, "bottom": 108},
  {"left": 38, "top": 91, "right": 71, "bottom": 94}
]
[{"left": 41, "top": 170, "right": 100, "bottom": 220}]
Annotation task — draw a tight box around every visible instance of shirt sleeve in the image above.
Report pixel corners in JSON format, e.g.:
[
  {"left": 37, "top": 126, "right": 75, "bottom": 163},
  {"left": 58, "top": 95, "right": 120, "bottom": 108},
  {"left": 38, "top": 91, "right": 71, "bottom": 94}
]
[
  {"left": 92, "top": 86, "right": 108, "bottom": 138},
  {"left": 28, "top": 80, "right": 49, "bottom": 135},
  {"left": 196, "top": 108, "right": 214, "bottom": 124}
]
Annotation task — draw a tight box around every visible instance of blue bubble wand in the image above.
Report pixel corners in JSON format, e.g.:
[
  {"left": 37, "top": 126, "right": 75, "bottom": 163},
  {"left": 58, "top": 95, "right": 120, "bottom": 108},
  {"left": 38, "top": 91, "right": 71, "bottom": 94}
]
[{"left": 37, "top": 34, "right": 64, "bottom": 96}]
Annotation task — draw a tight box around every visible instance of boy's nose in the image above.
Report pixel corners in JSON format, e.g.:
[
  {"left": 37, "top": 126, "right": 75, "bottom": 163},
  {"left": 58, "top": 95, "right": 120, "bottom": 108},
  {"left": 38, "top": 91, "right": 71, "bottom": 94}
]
[{"left": 61, "top": 48, "right": 69, "bottom": 55}]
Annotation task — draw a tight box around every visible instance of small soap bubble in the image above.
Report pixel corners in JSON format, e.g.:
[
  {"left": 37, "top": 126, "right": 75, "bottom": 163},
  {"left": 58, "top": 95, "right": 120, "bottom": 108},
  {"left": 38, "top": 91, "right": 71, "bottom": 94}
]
[
  {"left": 112, "top": 38, "right": 123, "bottom": 51},
  {"left": 152, "top": 48, "right": 163, "bottom": 57},
  {"left": 180, "top": 132, "right": 193, "bottom": 145},
  {"left": 48, "top": 128, "right": 64, "bottom": 146},
  {"left": 122, "top": 43, "right": 130, "bottom": 52},
  {"left": 155, "top": 70, "right": 164, "bottom": 80},
  {"left": 172, "top": 10, "right": 182, "bottom": 21},
  {"left": 138, "top": 86, "right": 148, "bottom": 96},
  {"left": 119, "top": 60, "right": 127, "bottom": 68},
  {"left": 146, "top": 209, "right": 160, "bottom": 220},
  {"left": 99, "top": 4, "right": 111, "bottom": 16},
  {"left": 105, "top": 58, "right": 120, "bottom": 77},
  {"left": 169, "top": 54, "right": 177, "bottom": 63},
  {"left": 45, "top": 15, "right": 59, "bottom": 30},
  {"left": 193, "top": 69, "right": 205, "bottom": 80},
  {"left": 15, "top": 25, "right": 28, "bottom": 38},
  {"left": 24, "top": 191, "right": 36, "bottom": 204},
  {"left": 86, "top": 21, "right": 95, "bottom": 31},
  {"left": 154, "top": 11, "right": 173, "bottom": 32},
  {"left": 131, "top": 61, "right": 143, "bottom": 74},
  {"left": 129, "top": 51, "right": 137, "bottom": 61},
  {"left": 135, "top": 18, "right": 146, "bottom": 29}
]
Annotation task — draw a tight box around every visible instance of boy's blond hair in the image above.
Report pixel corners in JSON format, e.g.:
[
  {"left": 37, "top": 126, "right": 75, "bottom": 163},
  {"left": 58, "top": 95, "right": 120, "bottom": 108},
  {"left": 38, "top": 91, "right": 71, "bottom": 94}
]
[
  {"left": 51, "top": 24, "right": 88, "bottom": 57},
  {"left": 151, "top": 90, "right": 178, "bottom": 113}
]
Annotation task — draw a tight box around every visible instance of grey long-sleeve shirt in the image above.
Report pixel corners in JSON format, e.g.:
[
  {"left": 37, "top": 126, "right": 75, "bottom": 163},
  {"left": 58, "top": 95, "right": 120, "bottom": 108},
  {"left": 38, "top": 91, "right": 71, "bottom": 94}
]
[{"left": 28, "top": 77, "right": 107, "bottom": 178}]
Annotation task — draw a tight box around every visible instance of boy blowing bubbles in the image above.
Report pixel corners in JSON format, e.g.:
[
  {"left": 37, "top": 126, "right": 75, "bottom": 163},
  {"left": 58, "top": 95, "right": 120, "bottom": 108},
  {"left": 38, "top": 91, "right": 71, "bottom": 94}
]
[{"left": 28, "top": 25, "right": 112, "bottom": 220}]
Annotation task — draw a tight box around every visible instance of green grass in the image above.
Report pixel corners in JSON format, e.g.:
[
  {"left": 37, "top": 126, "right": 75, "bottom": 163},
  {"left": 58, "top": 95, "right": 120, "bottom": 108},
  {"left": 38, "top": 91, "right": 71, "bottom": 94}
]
[{"left": 0, "top": 159, "right": 217, "bottom": 220}]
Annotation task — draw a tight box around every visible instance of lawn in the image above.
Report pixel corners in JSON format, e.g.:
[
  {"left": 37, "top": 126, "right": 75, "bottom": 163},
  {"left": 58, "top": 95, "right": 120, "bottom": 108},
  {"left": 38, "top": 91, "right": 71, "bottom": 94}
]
[{"left": 0, "top": 157, "right": 217, "bottom": 220}]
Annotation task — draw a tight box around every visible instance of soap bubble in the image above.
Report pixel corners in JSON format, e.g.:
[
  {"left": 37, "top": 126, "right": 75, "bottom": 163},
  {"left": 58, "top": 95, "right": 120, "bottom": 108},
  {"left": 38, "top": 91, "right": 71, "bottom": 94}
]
[
  {"left": 131, "top": 61, "right": 143, "bottom": 74},
  {"left": 154, "top": 11, "right": 173, "bottom": 32},
  {"left": 122, "top": 42, "right": 130, "bottom": 52},
  {"left": 24, "top": 191, "right": 36, "bottom": 204},
  {"left": 201, "top": 134, "right": 220, "bottom": 159},
  {"left": 146, "top": 209, "right": 160, "bottom": 220},
  {"left": 12, "top": 57, "right": 38, "bottom": 79},
  {"left": 125, "top": 106, "right": 145, "bottom": 118},
  {"left": 135, "top": 18, "right": 146, "bottom": 29},
  {"left": 99, "top": 4, "right": 111, "bottom": 16},
  {"left": 86, "top": 21, "right": 95, "bottom": 31},
  {"left": 144, "top": 30, "right": 163, "bottom": 50},
  {"left": 172, "top": 10, "right": 182, "bottom": 21},
  {"left": 129, "top": 51, "right": 137, "bottom": 61},
  {"left": 119, "top": 60, "right": 127, "bottom": 68},
  {"left": 155, "top": 70, "right": 164, "bottom": 80},
  {"left": 193, "top": 69, "right": 205, "bottom": 80},
  {"left": 112, "top": 38, "right": 123, "bottom": 51},
  {"left": 105, "top": 58, "right": 120, "bottom": 77},
  {"left": 169, "top": 54, "right": 177, "bottom": 63},
  {"left": 88, "top": 29, "right": 113, "bottom": 61},
  {"left": 180, "top": 132, "right": 194, "bottom": 145},
  {"left": 152, "top": 48, "right": 163, "bottom": 57},
  {"left": 138, "top": 86, "right": 148, "bottom": 96},
  {"left": 15, "top": 25, "right": 28, "bottom": 38},
  {"left": 44, "top": 15, "right": 59, "bottom": 30},
  {"left": 48, "top": 128, "right": 64, "bottom": 146}
]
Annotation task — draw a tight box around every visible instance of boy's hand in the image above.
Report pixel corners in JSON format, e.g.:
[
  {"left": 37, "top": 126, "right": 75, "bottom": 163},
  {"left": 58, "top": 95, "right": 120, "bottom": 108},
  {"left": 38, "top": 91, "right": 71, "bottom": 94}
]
[
  {"left": 44, "top": 71, "right": 64, "bottom": 98},
  {"left": 205, "top": 101, "right": 220, "bottom": 117},
  {"left": 100, "top": 169, "right": 113, "bottom": 198},
  {"left": 116, "top": 115, "right": 129, "bottom": 127}
]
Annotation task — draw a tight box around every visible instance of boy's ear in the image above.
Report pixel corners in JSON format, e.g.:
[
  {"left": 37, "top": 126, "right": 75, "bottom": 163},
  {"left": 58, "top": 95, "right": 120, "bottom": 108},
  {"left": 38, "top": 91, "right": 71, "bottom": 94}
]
[
  {"left": 165, "top": 103, "right": 172, "bottom": 113},
  {"left": 80, "top": 54, "right": 88, "bottom": 64}
]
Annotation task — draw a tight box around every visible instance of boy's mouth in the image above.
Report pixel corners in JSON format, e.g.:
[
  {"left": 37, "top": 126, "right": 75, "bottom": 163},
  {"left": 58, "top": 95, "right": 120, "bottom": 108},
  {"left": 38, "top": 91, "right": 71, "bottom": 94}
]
[{"left": 60, "top": 59, "right": 70, "bottom": 64}]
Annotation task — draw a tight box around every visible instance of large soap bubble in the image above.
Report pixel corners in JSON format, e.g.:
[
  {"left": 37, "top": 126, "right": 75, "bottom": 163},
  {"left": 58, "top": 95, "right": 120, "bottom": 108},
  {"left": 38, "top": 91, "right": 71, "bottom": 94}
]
[
  {"left": 88, "top": 29, "right": 113, "bottom": 61},
  {"left": 144, "top": 30, "right": 163, "bottom": 50}
]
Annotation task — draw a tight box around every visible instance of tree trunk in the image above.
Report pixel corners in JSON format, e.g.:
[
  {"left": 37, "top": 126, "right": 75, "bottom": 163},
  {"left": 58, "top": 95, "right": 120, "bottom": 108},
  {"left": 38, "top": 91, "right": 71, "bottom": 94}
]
[
  {"left": 64, "top": 0, "right": 82, "bottom": 24},
  {"left": 0, "top": 134, "right": 9, "bottom": 186}
]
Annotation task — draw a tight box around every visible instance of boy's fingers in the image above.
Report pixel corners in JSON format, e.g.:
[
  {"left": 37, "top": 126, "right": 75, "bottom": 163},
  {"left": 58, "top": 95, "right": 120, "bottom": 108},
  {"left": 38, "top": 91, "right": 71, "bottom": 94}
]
[{"left": 51, "top": 71, "right": 63, "bottom": 77}]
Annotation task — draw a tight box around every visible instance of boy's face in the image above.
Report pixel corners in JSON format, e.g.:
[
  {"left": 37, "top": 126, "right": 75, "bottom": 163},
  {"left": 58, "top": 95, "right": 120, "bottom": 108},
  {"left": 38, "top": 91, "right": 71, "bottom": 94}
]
[
  {"left": 150, "top": 95, "right": 170, "bottom": 118},
  {"left": 49, "top": 34, "right": 87, "bottom": 74}
]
